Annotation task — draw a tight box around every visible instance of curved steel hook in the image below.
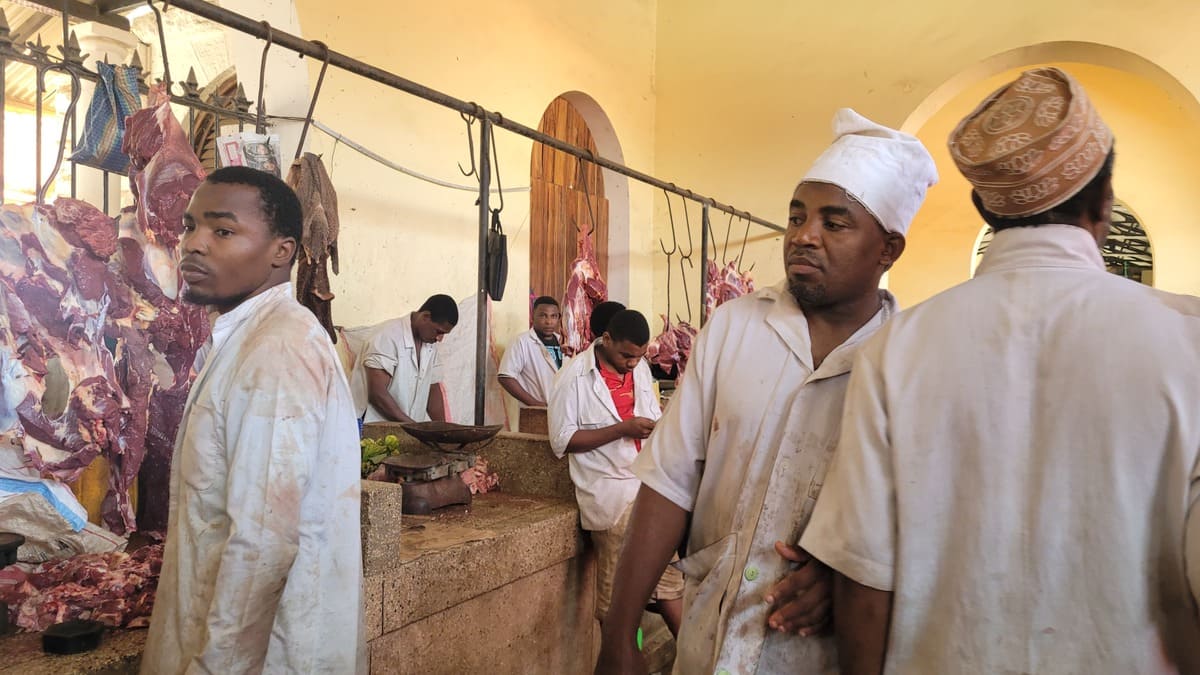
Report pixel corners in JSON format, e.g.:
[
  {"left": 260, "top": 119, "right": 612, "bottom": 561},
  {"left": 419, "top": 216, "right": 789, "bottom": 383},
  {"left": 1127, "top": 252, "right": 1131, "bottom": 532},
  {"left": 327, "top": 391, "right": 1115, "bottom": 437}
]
[
  {"left": 37, "top": 65, "right": 81, "bottom": 204},
  {"left": 722, "top": 211, "right": 735, "bottom": 265},
  {"left": 255, "top": 21, "right": 274, "bottom": 134},
  {"left": 294, "top": 40, "right": 331, "bottom": 160},
  {"left": 458, "top": 110, "right": 477, "bottom": 178},
  {"left": 575, "top": 159, "right": 597, "bottom": 236},
  {"left": 146, "top": 1, "right": 172, "bottom": 91},
  {"left": 677, "top": 197, "right": 694, "bottom": 261},
  {"left": 659, "top": 188, "right": 679, "bottom": 256},
  {"left": 490, "top": 123, "right": 504, "bottom": 213},
  {"left": 677, "top": 256, "right": 693, "bottom": 325},
  {"left": 735, "top": 214, "right": 756, "bottom": 274}
]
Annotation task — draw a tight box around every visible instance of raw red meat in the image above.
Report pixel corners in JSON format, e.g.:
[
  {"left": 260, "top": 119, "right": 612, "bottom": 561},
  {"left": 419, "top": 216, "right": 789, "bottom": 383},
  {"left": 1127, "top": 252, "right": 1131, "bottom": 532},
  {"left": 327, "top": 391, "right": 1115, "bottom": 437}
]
[
  {"left": 704, "top": 259, "right": 755, "bottom": 320},
  {"left": 646, "top": 316, "right": 698, "bottom": 381},
  {"left": 0, "top": 102, "right": 209, "bottom": 535},
  {"left": 460, "top": 457, "right": 500, "bottom": 494},
  {"left": 122, "top": 85, "right": 206, "bottom": 249},
  {"left": 1, "top": 545, "right": 163, "bottom": 632},
  {"left": 561, "top": 233, "right": 607, "bottom": 356}
]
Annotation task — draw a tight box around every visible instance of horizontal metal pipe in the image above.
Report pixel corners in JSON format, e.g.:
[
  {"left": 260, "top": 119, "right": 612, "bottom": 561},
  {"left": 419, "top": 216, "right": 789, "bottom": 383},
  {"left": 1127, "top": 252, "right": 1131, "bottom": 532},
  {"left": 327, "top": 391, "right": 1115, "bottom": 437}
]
[
  {"left": 161, "top": 0, "right": 783, "bottom": 233},
  {"left": 0, "top": 46, "right": 261, "bottom": 125}
]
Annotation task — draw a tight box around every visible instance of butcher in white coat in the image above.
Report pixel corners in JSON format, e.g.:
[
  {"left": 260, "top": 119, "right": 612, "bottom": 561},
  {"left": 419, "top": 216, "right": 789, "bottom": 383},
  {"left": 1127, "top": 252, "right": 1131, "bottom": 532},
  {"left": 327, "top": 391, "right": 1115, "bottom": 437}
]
[
  {"left": 142, "top": 167, "right": 364, "bottom": 674},
  {"left": 803, "top": 67, "right": 1200, "bottom": 675},
  {"left": 498, "top": 295, "right": 564, "bottom": 407},
  {"left": 595, "top": 109, "right": 937, "bottom": 675}
]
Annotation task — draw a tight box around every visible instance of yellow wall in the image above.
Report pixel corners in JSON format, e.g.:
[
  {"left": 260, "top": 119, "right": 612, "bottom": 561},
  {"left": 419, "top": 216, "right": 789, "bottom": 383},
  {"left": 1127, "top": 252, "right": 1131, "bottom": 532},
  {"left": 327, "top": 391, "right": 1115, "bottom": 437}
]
[
  {"left": 287, "top": 0, "right": 660, "bottom": 348},
  {"left": 652, "top": 0, "right": 1200, "bottom": 314}
]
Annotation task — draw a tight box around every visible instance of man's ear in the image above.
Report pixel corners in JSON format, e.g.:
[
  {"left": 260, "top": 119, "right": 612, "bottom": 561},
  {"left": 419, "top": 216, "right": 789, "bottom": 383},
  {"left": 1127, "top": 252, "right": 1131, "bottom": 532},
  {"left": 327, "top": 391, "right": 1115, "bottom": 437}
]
[
  {"left": 273, "top": 237, "right": 297, "bottom": 269},
  {"left": 881, "top": 232, "right": 906, "bottom": 271}
]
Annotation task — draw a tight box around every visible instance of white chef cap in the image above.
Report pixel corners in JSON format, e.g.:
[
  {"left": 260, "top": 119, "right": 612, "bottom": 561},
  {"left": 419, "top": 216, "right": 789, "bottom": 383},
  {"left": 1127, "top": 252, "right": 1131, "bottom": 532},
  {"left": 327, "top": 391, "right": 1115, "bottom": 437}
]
[{"left": 801, "top": 108, "right": 938, "bottom": 236}]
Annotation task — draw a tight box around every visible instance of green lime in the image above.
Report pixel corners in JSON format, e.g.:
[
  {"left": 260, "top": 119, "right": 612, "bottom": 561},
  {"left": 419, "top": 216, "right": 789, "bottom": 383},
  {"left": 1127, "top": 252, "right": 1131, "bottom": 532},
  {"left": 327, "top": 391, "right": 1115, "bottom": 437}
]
[{"left": 636, "top": 626, "right": 643, "bottom": 651}]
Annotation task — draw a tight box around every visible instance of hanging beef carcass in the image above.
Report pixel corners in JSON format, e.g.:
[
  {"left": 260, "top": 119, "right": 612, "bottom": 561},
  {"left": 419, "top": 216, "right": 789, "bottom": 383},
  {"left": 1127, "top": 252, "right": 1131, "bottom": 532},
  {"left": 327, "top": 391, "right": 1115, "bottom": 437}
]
[
  {"left": 120, "top": 83, "right": 209, "bottom": 535},
  {"left": 562, "top": 232, "right": 607, "bottom": 356},
  {"left": 0, "top": 85, "right": 208, "bottom": 536},
  {"left": 286, "top": 152, "right": 339, "bottom": 342},
  {"left": 123, "top": 85, "right": 205, "bottom": 250},
  {"left": 704, "top": 259, "right": 755, "bottom": 319},
  {"left": 646, "top": 315, "right": 698, "bottom": 381}
]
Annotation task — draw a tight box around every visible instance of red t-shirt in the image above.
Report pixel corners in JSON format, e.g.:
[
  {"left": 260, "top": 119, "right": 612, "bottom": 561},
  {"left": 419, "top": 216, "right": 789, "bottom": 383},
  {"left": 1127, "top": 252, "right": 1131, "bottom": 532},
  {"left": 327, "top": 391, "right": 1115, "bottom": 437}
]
[{"left": 599, "top": 362, "right": 640, "bottom": 451}]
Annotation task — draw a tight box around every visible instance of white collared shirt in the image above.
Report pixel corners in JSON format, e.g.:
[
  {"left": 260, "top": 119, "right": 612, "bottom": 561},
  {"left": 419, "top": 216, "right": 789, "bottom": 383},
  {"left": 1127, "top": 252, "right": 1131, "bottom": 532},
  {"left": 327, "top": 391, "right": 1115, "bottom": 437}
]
[
  {"left": 498, "top": 328, "right": 562, "bottom": 405},
  {"left": 803, "top": 225, "right": 1200, "bottom": 674},
  {"left": 143, "top": 282, "right": 365, "bottom": 674},
  {"left": 633, "top": 281, "right": 895, "bottom": 675},
  {"left": 355, "top": 313, "right": 442, "bottom": 423},
  {"left": 549, "top": 341, "right": 662, "bottom": 531}
]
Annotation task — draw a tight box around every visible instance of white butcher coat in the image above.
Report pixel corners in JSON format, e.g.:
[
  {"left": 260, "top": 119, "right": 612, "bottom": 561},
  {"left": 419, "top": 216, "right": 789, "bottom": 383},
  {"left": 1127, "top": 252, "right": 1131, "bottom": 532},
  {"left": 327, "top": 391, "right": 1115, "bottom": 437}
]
[
  {"left": 142, "top": 283, "right": 365, "bottom": 675},
  {"left": 802, "top": 225, "right": 1200, "bottom": 674},
  {"left": 355, "top": 313, "right": 442, "bottom": 423},
  {"left": 549, "top": 341, "right": 661, "bottom": 531},
  {"left": 633, "top": 282, "right": 895, "bottom": 675},
  {"left": 498, "top": 328, "right": 562, "bottom": 405}
]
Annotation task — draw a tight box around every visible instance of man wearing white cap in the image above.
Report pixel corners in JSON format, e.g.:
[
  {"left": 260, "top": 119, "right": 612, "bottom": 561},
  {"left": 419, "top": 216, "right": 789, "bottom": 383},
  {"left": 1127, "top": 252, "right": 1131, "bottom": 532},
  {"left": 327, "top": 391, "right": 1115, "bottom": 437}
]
[
  {"left": 594, "top": 109, "right": 937, "bottom": 675},
  {"left": 802, "top": 68, "right": 1200, "bottom": 674}
]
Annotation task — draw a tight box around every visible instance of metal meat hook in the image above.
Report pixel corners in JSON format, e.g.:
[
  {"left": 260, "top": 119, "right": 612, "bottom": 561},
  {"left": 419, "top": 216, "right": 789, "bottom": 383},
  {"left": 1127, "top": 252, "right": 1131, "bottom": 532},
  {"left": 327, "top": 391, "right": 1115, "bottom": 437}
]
[
  {"left": 458, "top": 110, "right": 478, "bottom": 178},
  {"left": 659, "top": 188, "right": 679, "bottom": 257},
  {"left": 735, "top": 214, "right": 756, "bottom": 274},
  {"left": 147, "top": 0, "right": 173, "bottom": 93},
  {"left": 294, "top": 40, "right": 331, "bottom": 160},
  {"left": 37, "top": 65, "right": 81, "bottom": 204},
  {"left": 255, "top": 20, "right": 274, "bottom": 134},
  {"left": 575, "top": 159, "right": 596, "bottom": 236},
  {"left": 722, "top": 211, "right": 735, "bottom": 265}
]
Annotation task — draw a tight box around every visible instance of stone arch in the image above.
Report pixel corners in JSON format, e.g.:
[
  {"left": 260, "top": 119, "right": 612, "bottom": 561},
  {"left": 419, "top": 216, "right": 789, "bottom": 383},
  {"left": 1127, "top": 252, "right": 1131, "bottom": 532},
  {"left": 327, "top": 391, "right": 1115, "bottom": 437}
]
[{"left": 889, "top": 42, "right": 1200, "bottom": 304}]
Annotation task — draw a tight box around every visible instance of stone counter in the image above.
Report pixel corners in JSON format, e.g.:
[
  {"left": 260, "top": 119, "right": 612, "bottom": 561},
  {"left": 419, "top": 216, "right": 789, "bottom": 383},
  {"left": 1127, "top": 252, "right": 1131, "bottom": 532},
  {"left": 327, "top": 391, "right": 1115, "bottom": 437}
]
[
  {"left": 0, "top": 431, "right": 673, "bottom": 674},
  {"left": 358, "top": 425, "right": 599, "bottom": 674}
]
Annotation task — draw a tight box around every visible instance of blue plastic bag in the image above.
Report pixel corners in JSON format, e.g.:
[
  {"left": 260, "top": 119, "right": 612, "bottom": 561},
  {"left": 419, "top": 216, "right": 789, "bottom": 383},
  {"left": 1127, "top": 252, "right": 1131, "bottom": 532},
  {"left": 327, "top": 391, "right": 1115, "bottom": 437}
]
[{"left": 70, "top": 62, "right": 142, "bottom": 175}]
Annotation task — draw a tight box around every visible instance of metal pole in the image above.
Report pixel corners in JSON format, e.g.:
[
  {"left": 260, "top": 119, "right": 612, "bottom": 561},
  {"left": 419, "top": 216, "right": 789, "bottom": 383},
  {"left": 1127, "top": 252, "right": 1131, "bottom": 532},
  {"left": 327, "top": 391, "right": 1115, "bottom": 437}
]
[
  {"left": 157, "top": 0, "right": 782, "bottom": 232},
  {"left": 36, "top": 67, "right": 43, "bottom": 204},
  {"left": 700, "top": 203, "right": 709, "bottom": 327},
  {"left": 474, "top": 118, "right": 491, "bottom": 426},
  {"left": 0, "top": 52, "right": 6, "bottom": 205}
]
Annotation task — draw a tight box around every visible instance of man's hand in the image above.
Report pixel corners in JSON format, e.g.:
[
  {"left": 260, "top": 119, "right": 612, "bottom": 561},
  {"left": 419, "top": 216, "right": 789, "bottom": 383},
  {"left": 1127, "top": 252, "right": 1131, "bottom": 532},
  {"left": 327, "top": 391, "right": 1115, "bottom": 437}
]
[
  {"left": 620, "top": 417, "right": 656, "bottom": 439},
  {"left": 764, "top": 541, "right": 832, "bottom": 636},
  {"left": 594, "top": 637, "right": 647, "bottom": 675}
]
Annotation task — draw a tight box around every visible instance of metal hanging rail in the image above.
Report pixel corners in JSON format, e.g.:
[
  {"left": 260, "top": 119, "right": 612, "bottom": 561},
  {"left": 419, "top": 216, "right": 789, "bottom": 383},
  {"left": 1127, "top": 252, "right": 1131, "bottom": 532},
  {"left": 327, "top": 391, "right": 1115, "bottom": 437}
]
[
  {"left": 136, "top": 0, "right": 783, "bottom": 423},
  {"left": 144, "top": 0, "right": 783, "bottom": 233}
]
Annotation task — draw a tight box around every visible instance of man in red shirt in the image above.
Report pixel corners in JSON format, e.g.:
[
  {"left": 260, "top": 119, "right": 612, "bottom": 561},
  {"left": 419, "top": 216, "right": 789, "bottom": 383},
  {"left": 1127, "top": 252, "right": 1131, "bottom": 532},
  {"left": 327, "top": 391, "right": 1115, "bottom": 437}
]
[{"left": 549, "top": 309, "right": 683, "bottom": 635}]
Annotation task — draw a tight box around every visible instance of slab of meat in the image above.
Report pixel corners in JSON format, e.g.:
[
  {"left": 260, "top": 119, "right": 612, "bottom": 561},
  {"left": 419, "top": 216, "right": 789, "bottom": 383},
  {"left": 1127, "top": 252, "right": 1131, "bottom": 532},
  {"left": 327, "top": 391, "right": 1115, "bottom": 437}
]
[
  {"left": 0, "top": 544, "right": 163, "bottom": 632},
  {"left": 123, "top": 85, "right": 206, "bottom": 250},
  {"left": 561, "top": 233, "right": 607, "bottom": 356},
  {"left": 286, "top": 153, "right": 339, "bottom": 342},
  {"left": 646, "top": 315, "right": 698, "bottom": 381},
  {"left": 704, "top": 259, "right": 755, "bottom": 320},
  {"left": 0, "top": 94, "right": 209, "bottom": 536}
]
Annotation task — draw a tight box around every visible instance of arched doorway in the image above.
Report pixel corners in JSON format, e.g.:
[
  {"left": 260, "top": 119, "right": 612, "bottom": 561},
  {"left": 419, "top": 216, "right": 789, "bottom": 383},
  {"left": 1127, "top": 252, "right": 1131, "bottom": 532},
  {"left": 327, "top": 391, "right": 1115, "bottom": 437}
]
[
  {"left": 888, "top": 43, "right": 1200, "bottom": 305},
  {"left": 529, "top": 96, "right": 609, "bottom": 303}
]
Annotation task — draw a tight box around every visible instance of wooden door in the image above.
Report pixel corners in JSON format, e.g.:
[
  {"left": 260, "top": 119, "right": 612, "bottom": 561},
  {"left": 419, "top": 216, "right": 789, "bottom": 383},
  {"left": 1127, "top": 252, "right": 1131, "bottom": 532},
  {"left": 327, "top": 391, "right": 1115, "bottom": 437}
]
[{"left": 529, "top": 97, "right": 609, "bottom": 306}]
